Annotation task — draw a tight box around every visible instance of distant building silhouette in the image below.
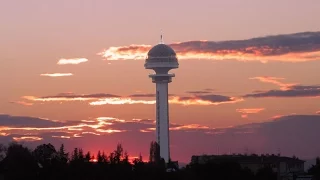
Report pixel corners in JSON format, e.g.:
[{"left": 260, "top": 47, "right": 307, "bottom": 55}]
[{"left": 191, "top": 154, "right": 305, "bottom": 180}]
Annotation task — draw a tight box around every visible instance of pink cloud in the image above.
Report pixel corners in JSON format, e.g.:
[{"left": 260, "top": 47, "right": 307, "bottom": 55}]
[
  {"left": 249, "top": 76, "right": 296, "bottom": 90},
  {"left": 236, "top": 108, "right": 265, "bottom": 118},
  {"left": 10, "top": 101, "right": 33, "bottom": 106},
  {"left": 241, "top": 114, "right": 248, "bottom": 118},
  {"left": 57, "top": 58, "right": 88, "bottom": 65},
  {"left": 40, "top": 73, "right": 73, "bottom": 77}
]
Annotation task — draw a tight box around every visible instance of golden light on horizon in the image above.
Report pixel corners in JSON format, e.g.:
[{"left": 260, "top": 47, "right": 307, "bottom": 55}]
[
  {"left": 21, "top": 95, "right": 243, "bottom": 106},
  {"left": 12, "top": 136, "right": 43, "bottom": 142},
  {"left": 236, "top": 108, "right": 265, "bottom": 114},
  {"left": 98, "top": 44, "right": 320, "bottom": 62}
]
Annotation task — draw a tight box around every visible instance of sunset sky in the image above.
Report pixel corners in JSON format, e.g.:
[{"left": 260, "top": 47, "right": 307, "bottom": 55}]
[{"left": 1, "top": 0, "right": 320, "bottom": 163}]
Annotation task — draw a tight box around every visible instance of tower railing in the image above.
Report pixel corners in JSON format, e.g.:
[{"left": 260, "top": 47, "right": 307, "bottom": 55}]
[{"left": 146, "top": 56, "right": 178, "bottom": 62}]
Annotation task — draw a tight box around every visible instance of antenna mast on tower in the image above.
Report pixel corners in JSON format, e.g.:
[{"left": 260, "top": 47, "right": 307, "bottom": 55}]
[{"left": 160, "top": 30, "right": 164, "bottom": 44}]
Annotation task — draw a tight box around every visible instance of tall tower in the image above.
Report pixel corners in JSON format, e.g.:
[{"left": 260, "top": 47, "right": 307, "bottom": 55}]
[{"left": 144, "top": 37, "right": 179, "bottom": 163}]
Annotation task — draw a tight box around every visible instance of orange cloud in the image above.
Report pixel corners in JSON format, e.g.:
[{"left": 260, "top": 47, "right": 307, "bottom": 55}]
[
  {"left": 22, "top": 93, "right": 119, "bottom": 102},
  {"left": 241, "top": 114, "right": 248, "bottom": 118},
  {"left": 236, "top": 108, "right": 265, "bottom": 118},
  {"left": 250, "top": 76, "right": 296, "bottom": 90},
  {"left": 52, "top": 135, "right": 71, "bottom": 139},
  {"left": 2, "top": 114, "right": 274, "bottom": 146},
  {"left": 57, "top": 58, "right": 88, "bottom": 65},
  {"left": 89, "top": 96, "right": 243, "bottom": 106},
  {"left": 96, "top": 117, "right": 125, "bottom": 123},
  {"left": 143, "top": 124, "right": 210, "bottom": 132},
  {"left": 169, "top": 124, "right": 209, "bottom": 130},
  {"left": 89, "top": 98, "right": 156, "bottom": 105},
  {"left": 271, "top": 115, "right": 284, "bottom": 119},
  {"left": 23, "top": 93, "right": 242, "bottom": 106},
  {"left": 98, "top": 32, "right": 320, "bottom": 62},
  {"left": 73, "top": 133, "right": 82, "bottom": 138},
  {"left": 99, "top": 45, "right": 320, "bottom": 62},
  {"left": 23, "top": 96, "right": 95, "bottom": 102},
  {"left": 98, "top": 44, "right": 151, "bottom": 60},
  {"left": 236, "top": 108, "right": 265, "bottom": 114},
  {"left": 0, "top": 117, "right": 113, "bottom": 133},
  {"left": 0, "top": 117, "right": 124, "bottom": 140},
  {"left": 1, "top": 115, "right": 224, "bottom": 143},
  {"left": 0, "top": 132, "right": 9, "bottom": 136},
  {"left": 146, "top": 128, "right": 156, "bottom": 131},
  {"left": 95, "top": 129, "right": 125, "bottom": 133},
  {"left": 13, "top": 136, "right": 43, "bottom": 142},
  {"left": 10, "top": 101, "right": 33, "bottom": 106},
  {"left": 245, "top": 77, "right": 320, "bottom": 98},
  {"left": 81, "top": 132, "right": 101, "bottom": 136},
  {"left": 168, "top": 96, "right": 243, "bottom": 106},
  {"left": 140, "top": 129, "right": 152, "bottom": 133},
  {"left": 131, "top": 118, "right": 155, "bottom": 124},
  {"left": 40, "top": 73, "right": 73, "bottom": 77},
  {"left": 271, "top": 113, "right": 297, "bottom": 120}
]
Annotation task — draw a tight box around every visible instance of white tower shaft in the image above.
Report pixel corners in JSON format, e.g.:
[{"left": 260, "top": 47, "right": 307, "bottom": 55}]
[
  {"left": 156, "top": 82, "right": 170, "bottom": 162},
  {"left": 145, "top": 42, "right": 179, "bottom": 163}
]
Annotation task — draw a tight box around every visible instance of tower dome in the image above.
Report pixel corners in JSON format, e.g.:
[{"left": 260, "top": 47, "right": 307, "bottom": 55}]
[
  {"left": 145, "top": 43, "right": 179, "bottom": 71},
  {"left": 147, "top": 44, "right": 176, "bottom": 58}
]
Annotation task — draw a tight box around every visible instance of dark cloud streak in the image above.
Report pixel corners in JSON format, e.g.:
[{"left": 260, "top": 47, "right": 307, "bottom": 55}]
[
  {"left": 42, "top": 93, "right": 120, "bottom": 99},
  {"left": 244, "top": 85, "right": 320, "bottom": 98},
  {"left": 100, "top": 31, "right": 320, "bottom": 62},
  {"left": 170, "top": 32, "right": 320, "bottom": 56},
  {"left": 186, "top": 91, "right": 212, "bottom": 94}
]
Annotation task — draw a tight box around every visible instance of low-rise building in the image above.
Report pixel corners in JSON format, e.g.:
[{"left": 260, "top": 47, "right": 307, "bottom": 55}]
[{"left": 191, "top": 154, "right": 305, "bottom": 180}]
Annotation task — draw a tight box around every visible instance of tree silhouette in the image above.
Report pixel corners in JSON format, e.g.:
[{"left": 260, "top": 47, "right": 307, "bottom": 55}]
[
  {"left": 123, "top": 151, "right": 129, "bottom": 164},
  {"left": 256, "top": 166, "right": 277, "bottom": 180},
  {"left": 50, "top": 144, "right": 68, "bottom": 180},
  {"left": 149, "top": 141, "right": 154, "bottom": 162},
  {"left": 109, "top": 152, "right": 115, "bottom": 164},
  {"left": 33, "top": 143, "right": 58, "bottom": 179},
  {"left": 149, "top": 141, "right": 160, "bottom": 163},
  {"left": 78, "top": 148, "right": 84, "bottom": 162},
  {"left": 85, "top": 151, "right": 91, "bottom": 162},
  {"left": 2, "top": 142, "right": 38, "bottom": 180},
  {"left": 139, "top": 153, "right": 143, "bottom": 162},
  {"left": 0, "top": 142, "right": 288, "bottom": 180},
  {"left": 133, "top": 153, "right": 144, "bottom": 165},
  {"left": 71, "top": 148, "right": 79, "bottom": 162},
  {"left": 133, "top": 154, "right": 144, "bottom": 176},
  {"left": 101, "top": 151, "right": 107, "bottom": 163},
  {"left": 58, "top": 144, "right": 68, "bottom": 164},
  {"left": 33, "top": 143, "right": 57, "bottom": 167},
  {"left": 0, "top": 144, "right": 5, "bottom": 161},
  {"left": 308, "top": 157, "right": 320, "bottom": 180},
  {"left": 113, "top": 143, "right": 123, "bottom": 164},
  {"left": 97, "top": 150, "right": 103, "bottom": 163}
]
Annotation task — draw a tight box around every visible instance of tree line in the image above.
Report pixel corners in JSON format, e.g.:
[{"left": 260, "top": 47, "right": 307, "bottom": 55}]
[{"left": 0, "top": 142, "right": 319, "bottom": 180}]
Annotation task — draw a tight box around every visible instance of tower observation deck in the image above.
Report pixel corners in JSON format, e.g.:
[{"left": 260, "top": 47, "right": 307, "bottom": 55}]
[{"left": 144, "top": 39, "right": 179, "bottom": 163}]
